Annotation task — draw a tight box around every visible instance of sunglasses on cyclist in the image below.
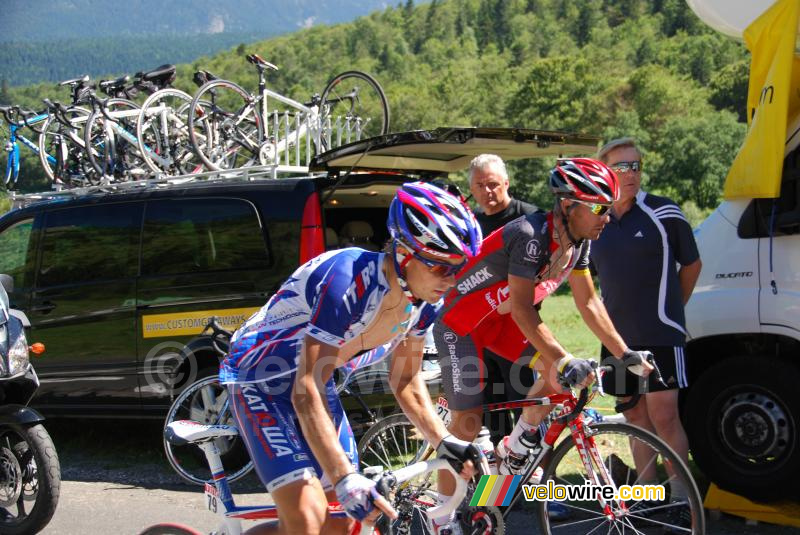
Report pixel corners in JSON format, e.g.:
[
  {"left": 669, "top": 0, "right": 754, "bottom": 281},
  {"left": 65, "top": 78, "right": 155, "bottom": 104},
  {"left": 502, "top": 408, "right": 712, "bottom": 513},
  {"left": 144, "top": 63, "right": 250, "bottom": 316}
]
[
  {"left": 573, "top": 200, "right": 612, "bottom": 216},
  {"left": 411, "top": 250, "right": 465, "bottom": 277},
  {"left": 609, "top": 160, "right": 641, "bottom": 173}
]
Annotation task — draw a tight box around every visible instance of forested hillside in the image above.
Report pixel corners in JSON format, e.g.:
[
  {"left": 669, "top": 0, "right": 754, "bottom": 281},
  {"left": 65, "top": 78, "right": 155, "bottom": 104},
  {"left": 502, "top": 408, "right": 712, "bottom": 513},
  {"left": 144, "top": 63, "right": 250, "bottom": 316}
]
[
  {"left": 0, "top": 0, "right": 390, "bottom": 86},
  {"left": 2, "top": 0, "right": 749, "bottom": 220}
]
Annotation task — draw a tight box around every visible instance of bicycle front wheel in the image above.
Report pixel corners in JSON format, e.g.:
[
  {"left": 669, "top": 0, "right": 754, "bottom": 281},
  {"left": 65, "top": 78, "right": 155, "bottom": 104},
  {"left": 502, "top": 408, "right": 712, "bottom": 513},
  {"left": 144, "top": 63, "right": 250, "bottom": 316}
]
[
  {"left": 538, "top": 421, "right": 705, "bottom": 535},
  {"left": 37, "top": 107, "right": 95, "bottom": 185},
  {"left": 188, "top": 79, "right": 263, "bottom": 171},
  {"left": 84, "top": 98, "right": 144, "bottom": 181},
  {"left": 137, "top": 88, "right": 204, "bottom": 176},
  {"left": 163, "top": 373, "right": 253, "bottom": 485},
  {"left": 358, "top": 413, "right": 436, "bottom": 535},
  {"left": 319, "top": 71, "right": 389, "bottom": 149}
]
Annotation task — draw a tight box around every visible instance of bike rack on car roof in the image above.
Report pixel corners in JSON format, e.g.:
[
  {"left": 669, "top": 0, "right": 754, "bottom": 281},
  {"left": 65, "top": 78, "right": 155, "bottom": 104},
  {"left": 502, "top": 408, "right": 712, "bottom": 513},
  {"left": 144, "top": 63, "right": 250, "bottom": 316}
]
[{"left": 9, "top": 163, "right": 327, "bottom": 210}]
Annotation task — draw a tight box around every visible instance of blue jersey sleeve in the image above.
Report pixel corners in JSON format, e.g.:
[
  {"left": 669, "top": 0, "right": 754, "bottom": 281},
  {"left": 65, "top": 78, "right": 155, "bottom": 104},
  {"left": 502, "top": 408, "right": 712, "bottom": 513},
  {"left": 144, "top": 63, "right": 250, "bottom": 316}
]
[{"left": 306, "top": 251, "right": 381, "bottom": 347}]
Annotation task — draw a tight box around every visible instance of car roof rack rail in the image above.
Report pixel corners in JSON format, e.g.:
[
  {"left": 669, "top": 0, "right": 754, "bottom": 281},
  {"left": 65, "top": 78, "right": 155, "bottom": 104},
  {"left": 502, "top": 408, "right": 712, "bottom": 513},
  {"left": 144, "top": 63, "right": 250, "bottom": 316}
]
[{"left": 8, "top": 163, "right": 323, "bottom": 210}]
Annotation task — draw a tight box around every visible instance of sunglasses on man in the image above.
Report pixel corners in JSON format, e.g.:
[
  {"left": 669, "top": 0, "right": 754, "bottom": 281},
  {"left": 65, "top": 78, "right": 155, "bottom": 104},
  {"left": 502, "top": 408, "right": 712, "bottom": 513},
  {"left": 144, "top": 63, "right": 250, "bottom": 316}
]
[
  {"left": 411, "top": 250, "right": 465, "bottom": 277},
  {"left": 572, "top": 199, "right": 612, "bottom": 216},
  {"left": 609, "top": 161, "right": 641, "bottom": 173}
]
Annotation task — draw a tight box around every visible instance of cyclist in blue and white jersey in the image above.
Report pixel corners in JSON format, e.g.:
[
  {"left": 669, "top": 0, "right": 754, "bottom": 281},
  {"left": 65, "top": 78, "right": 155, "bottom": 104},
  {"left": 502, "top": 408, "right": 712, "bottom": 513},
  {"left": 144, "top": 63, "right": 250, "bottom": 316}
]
[{"left": 220, "top": 182, "right": 484, "bottom": 535}]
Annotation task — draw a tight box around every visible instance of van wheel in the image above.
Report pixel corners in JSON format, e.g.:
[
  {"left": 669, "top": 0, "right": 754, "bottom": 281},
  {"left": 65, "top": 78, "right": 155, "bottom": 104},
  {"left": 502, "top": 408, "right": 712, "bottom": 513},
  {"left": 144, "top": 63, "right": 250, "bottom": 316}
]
[
  {"left": 163, "top": 369, "right": 253, "bottom": 485},
  {"left": 684, "top": 356, "right": 799, "bottom": 501}
]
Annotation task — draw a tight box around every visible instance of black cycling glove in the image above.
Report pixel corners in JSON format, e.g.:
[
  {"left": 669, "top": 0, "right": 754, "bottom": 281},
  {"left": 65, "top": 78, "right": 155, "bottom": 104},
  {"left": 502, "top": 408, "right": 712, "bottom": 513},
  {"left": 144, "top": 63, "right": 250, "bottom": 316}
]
[
  {"left": 436, "top": 434, "right": 483, "bottom": 473},
  {"left": 556, "top": 354, "right": 596, "bottom": 389}
]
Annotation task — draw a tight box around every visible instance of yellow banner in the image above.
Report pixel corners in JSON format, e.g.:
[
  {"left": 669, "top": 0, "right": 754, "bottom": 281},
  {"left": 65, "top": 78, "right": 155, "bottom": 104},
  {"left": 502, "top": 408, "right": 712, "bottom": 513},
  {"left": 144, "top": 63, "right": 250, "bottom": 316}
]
[
  {"left": 142, "top": 307, "right": 260, "bottom": 338},
  {"left": 724, "top": 0, "right": 800, "bottom": 199}
]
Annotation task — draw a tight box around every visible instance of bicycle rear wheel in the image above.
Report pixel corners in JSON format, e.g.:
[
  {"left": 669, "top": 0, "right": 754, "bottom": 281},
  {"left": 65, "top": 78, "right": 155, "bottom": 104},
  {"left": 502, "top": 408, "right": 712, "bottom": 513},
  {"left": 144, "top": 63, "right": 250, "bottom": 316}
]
[
  {"left": 163, "top": 374, "right": 253, "bottom": 485},
  {"left": 319, "top": 71, "right": 389, "bottom": 149},
  {"left": 138, "top": 523, "right": 202, "bottom": 535},
  {"left": 188, "top": 79, "right": 263, "bottom": 171},
  {"left": 358, "top": 413, "right": 436, "bottom": 535},
  {"left": 137, "top": 88, "right": 205, "bottom": 176},
  {"left": 538, "top": 421, "right": 704, "bottom": 535}
]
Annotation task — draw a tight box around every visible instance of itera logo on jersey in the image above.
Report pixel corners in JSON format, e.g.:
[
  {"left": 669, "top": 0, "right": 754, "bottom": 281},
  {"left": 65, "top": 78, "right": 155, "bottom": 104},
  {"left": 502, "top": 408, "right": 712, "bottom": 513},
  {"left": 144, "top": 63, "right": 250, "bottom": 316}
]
[
  {"left": 344, "top": 262, "right": 377, "bottom": 310},
  {"left": 457, "top": 267, "right": 492, "bottom": 294}
]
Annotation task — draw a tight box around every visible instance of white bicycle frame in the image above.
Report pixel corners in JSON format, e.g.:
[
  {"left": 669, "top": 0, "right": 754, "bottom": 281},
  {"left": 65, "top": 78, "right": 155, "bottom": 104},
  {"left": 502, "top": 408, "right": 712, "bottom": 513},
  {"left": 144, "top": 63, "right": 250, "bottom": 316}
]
[{"left": 166, "top": 421, "right": 466, "bottom": 535}]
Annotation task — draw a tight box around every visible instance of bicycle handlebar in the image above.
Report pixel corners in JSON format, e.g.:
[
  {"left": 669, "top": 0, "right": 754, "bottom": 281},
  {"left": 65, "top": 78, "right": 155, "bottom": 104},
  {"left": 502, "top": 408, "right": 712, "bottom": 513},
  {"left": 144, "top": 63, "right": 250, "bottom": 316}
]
[
  {"left": 201, "top": 317, "right": 233, "bottom": 356},
  {"left": 372, "top": 457, "right": 467, "bottom": 520}
]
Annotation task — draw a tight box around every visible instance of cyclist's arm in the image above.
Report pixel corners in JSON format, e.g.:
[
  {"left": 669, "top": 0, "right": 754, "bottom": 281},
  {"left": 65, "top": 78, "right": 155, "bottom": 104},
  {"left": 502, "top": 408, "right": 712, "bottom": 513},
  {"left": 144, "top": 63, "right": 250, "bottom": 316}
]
[
  {"left": 388, "top": 336, "right": 475, "bottom": 478},
  {"left": 567, "top": 269, "right": 627, "bottom": 356},
  {"left": 292, "top": 334, "right": 353, "bottom": 486},
  {"left": 508, "top": 272, "right": 569, "bottom": 366}
]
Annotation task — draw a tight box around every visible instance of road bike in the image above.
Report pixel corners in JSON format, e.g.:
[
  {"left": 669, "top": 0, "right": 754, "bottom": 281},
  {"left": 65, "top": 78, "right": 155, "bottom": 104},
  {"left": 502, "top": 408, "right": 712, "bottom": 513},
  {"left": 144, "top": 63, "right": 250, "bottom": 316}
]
[
  {"left": 187, "top": 54, "right": 389, "bottom": 171},
  {"left": 358, "top": 365, "right": 705, "bottom": 534},
  {"left": 138, "top": 420, "right": 467, "bottom": 535}
]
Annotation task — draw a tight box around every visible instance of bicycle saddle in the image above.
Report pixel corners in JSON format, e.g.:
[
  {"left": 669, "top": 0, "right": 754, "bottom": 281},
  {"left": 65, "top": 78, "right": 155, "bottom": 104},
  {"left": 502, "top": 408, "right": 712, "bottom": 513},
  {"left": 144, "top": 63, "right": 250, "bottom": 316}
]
[
  {"left": 99, "top": 75, "right": 130, "bottom": 93},
  {"left": 58, "top": 75, "right": 90, "bottom": 87},
  {"left": 140, "top": 64, "right": 176, "bottom": 88},
  {"left": 164, "top": 420, "right": 239, "bottom": 446},
  {"left": 192, "top": 70, "right": 218, "bottom": 87},
  {"left": 246, "top": 54, "right": 278, "bottom": 71}
]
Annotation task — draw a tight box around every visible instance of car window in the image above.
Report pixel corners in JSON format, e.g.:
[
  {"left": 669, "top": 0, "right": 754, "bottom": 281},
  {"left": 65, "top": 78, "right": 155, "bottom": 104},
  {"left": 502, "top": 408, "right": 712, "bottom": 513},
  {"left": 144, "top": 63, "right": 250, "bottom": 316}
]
[
  {"left": 141, "top": 198, "right": 270, "bottom": 276},
  {"left": 0, "top": 219, "right": 34, "bottom": 290},
  {"left": 38, "top": 204, "right": 142, "bottom": 287}
]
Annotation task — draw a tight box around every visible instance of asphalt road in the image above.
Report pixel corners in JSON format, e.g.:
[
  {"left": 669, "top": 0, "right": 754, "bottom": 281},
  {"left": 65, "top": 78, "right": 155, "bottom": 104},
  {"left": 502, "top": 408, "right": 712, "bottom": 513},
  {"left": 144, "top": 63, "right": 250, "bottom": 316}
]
[{"left": 38, "top": 419, "right": 799, "bottom": 534}]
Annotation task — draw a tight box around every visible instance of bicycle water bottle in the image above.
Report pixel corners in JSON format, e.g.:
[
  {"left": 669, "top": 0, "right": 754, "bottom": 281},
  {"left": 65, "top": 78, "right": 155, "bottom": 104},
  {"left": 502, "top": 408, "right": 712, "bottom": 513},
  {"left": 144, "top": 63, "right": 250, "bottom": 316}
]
[{"left": 475, "top": 426, "right": 497, "bottom": 475}]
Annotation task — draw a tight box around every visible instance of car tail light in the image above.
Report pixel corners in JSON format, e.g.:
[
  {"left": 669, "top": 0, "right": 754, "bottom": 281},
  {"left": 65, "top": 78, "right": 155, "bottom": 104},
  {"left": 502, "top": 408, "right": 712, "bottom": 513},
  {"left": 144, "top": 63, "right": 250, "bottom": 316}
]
[{"left": 299, "top": 192, "right": 324, "bottom": 264}]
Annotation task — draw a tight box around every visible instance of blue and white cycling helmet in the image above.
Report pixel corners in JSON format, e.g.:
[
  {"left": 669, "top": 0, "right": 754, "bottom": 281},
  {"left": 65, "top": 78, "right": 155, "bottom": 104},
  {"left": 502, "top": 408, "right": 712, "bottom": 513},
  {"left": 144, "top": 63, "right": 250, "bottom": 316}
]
[{"left": 388, "top": 181, "right": 482, "bottom": 262}]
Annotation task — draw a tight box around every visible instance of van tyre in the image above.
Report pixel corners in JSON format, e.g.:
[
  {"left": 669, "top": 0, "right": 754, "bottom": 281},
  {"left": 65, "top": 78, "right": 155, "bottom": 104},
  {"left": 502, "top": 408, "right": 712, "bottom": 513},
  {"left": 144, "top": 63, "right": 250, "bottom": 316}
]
[
  {"left": 685, "top": 356, "right": 800, "bottom": 501},
  {"left": 0, "top": 423, "right": 61, "bottom": 535}
]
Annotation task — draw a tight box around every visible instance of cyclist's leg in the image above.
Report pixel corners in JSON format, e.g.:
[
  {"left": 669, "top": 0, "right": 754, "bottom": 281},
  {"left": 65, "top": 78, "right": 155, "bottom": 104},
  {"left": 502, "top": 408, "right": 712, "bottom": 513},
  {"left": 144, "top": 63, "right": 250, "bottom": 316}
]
[
  {"left": 228, "top": 379, "right": 353, "bottom": 535},
  {"left": 433, "top": 320, "right": 486, "bottom": 527}
]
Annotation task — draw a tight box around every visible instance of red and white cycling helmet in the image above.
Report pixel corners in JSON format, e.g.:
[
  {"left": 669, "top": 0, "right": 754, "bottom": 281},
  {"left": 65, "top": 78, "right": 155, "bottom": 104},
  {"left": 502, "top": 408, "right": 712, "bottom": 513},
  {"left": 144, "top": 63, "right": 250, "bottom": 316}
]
[
  {"left": 549, "top": 158, "right": 620, "bottom": 205},
  {"left": 388, "top": 181, "right": 481, "bottom": 261}
]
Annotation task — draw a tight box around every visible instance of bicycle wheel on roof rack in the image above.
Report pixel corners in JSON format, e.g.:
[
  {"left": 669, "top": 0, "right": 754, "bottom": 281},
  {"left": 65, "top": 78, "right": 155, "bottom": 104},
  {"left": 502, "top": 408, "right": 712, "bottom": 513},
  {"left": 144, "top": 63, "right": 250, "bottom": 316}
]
[
  {"left": 188, "top": 79, "right": 264, "bottom": 171},
  {"left": 319, "top": 71, "right": 389, "bottom": 150}
]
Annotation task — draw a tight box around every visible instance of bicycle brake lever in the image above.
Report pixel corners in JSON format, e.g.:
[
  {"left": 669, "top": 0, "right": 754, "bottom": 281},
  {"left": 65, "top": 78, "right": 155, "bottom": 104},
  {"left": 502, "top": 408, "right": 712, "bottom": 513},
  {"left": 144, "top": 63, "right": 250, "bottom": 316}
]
[{"left": 645, "top": 353, "right": 669, "bottom": 388}]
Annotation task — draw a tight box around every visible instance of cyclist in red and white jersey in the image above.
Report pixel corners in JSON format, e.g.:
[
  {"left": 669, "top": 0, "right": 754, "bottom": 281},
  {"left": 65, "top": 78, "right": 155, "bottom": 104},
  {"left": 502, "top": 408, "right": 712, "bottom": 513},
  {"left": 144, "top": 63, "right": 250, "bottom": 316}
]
[
  {"left": 432, "top": 159, "right": 654, "bottom": 533},
  {"left": 220, "top": 182, "right": 484, "bottom": 535}
]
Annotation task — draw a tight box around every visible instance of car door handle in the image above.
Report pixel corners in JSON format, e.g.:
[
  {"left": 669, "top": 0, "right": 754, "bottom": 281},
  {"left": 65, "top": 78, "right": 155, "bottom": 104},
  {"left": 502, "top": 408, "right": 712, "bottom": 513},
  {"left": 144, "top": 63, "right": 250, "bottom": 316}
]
[{"left": 31, "top": 302, "right": 56, "bottom": 313}]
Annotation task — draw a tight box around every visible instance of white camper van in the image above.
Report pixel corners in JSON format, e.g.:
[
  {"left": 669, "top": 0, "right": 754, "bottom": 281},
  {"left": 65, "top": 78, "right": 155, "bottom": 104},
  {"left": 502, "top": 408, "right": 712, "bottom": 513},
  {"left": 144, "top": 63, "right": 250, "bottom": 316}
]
[{"left": 683, "top": 0, "right": 800, "bottom": 501}]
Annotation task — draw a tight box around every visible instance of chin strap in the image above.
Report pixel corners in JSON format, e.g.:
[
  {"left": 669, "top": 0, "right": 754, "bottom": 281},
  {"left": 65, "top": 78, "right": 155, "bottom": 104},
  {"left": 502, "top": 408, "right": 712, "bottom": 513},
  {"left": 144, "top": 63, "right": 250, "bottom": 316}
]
[
  {"left": 556, "top": 200, "right": 582, "bottom": 247},
  {"left": 392, "top": 241, "right": 422, "bottom": 305}
]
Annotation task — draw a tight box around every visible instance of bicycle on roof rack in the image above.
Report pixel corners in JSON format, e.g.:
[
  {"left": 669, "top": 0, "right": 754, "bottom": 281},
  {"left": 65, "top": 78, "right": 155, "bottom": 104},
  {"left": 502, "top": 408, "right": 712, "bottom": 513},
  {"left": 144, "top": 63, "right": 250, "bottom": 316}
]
[{"left": 187, "top": 55, "right": 390, "bottom": 172}]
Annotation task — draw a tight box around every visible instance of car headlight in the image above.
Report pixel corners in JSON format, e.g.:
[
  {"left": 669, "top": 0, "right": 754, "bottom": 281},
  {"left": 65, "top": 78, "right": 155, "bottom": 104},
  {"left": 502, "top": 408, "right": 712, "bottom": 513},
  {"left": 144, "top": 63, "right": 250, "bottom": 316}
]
[{"left": 7, "top": 320, "right": 29, "bottom": 376}]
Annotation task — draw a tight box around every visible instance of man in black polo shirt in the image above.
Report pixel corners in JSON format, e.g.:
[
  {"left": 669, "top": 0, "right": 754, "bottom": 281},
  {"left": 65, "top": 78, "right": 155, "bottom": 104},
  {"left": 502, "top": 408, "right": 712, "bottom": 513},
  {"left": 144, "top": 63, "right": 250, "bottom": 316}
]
[
  {"left": 590, "top": 138, "right": 702, "bottom": 522},
  {"left": 468, "top": 154, "right": 542, "bottom": 443}
]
